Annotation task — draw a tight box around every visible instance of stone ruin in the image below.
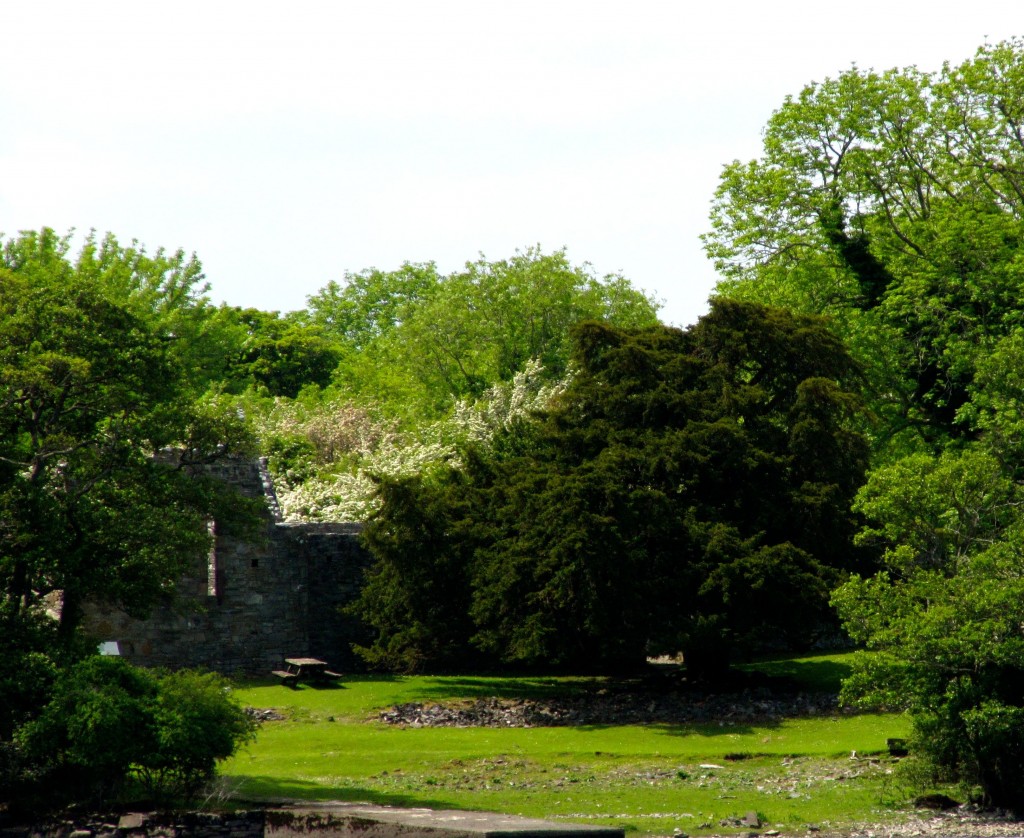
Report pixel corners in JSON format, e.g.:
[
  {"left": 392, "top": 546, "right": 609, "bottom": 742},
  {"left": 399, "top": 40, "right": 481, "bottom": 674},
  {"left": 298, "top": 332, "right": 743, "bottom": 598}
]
[{"left": 82, "top": 457, "right": 371, "bottom": 676}]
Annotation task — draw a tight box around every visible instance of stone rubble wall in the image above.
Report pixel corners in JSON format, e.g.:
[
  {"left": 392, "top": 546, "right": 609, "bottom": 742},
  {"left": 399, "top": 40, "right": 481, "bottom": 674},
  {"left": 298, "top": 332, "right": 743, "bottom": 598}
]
[
  {"left": 82, "top": 458, "right": 371, "bottom": 676},
  {"left": 4, "top": 810, "right": 266, "bottom": 838}
]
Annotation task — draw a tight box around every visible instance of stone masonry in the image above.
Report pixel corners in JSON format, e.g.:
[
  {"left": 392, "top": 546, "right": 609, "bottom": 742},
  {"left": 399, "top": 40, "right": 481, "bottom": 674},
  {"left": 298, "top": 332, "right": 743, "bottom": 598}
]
[{"left": 82, "top": 457, "right": 371, "bottom": 675}]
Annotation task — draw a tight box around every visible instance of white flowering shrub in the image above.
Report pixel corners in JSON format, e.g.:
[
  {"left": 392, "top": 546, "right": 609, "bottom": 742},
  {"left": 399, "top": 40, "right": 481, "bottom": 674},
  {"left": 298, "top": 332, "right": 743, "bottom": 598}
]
[{"left": 259, "top": 360, "right": 569, "bottom": 522}]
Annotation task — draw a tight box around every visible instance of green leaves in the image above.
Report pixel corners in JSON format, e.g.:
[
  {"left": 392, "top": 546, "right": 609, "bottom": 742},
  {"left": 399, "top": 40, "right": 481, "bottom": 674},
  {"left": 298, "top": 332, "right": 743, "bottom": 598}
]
[
  {"left": 352, "top": 300, "right": 869, "bottom": 673},
  {"left": 318, "top": 247, "right": 660, "bottom": 422},
  {"left": 707, "top": 38, "right": 1024, "bottom": 452},
  {"left": 0, "top": 229, "right": 259, "bottom": 644},
  {"left": 16, "top": 658, "right": 254, "bottom": 808}
]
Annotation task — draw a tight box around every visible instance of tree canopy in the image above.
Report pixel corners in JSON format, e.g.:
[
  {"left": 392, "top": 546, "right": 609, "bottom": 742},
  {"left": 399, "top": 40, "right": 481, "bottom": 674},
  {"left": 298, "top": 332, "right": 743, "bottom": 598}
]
[
  {"left": 0, "top": 229, "right": 260, "bottom": 643},
  {"left": 353, "top": 299, "right": 870, "bottom": 673},
  {"left": 705, "top": 38, "right": 1024, "bottom": 453},
  {"left": 314, "top": 247, "right": 661, "bottom": 422},
  {"left": 705, "top": 37, "right": 1024, "bottom": 811}
]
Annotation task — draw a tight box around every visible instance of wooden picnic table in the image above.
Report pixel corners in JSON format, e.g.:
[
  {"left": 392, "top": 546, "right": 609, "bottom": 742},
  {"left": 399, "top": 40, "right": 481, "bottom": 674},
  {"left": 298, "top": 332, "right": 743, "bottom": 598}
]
[{"left": 272, "top": 657, "right": 342, "bottom": 687}]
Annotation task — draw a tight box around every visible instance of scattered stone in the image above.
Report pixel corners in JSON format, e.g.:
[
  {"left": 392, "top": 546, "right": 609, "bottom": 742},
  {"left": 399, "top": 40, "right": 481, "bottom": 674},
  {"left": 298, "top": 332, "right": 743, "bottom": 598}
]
[
  {"left": 378, "top": 687, "right": 845, "bottom": 728},
  {"left": 245, "top": 706, "right": 286, "bottom": 722},
  {"left": 117, "top": 813, "right": 148, "bottom": 830},
  {"left": 741, "top": 811, "right": 762, "bottom": 828}
]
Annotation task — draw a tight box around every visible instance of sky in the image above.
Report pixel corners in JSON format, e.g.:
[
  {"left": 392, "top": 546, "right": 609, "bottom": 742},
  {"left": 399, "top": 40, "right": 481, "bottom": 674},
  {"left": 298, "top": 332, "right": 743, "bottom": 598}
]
[{"left": 1, "top": 2, "right": 1022, "bottom": 328}]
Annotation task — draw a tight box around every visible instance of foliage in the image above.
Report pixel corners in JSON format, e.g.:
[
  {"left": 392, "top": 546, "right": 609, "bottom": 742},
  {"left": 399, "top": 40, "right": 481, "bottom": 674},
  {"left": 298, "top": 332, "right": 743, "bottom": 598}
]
[
  {"left": 0, "top": 229, "right": 260, "bottom": 648},
  {"left": 321, "top": 247, "right": 660, "bottom": 422},
  {"left": 14, "top": 657, "right": 255, "bottom": 810},
  {"left": 217, "top": 307, "right": 343, "bottom": 398},
  {"left": 16, "top": 656, "right": 159, "bottom": 807},
  {"left": 0, "top": 608, "right": 61, "bottom": 741},
  {"left": 2, "top": 228, "right": 234, "bottom": 398},
  {"left": 352, "top": 300, "right": 870, "bottom": 672},
  {"left": 706, "top": 41, "right": 1024, "bottom": 810},
  {"left": 834, "top": 454, "right": 1024, "bottom": 810},
  {"left": 851, "top": 447, "right": 1018, "bottom": 575},
  {"left": 705, "top": 38, "right": 1024, "bottom": 454},
  {"left": 305, "top": 261, "right": 442, "bottom": 351},
  {"left": 834, "top": 538, "right": 1024, "bottom": 811},
  {"left": 137, "top": 669, "right": 257, "bottom": 804},
  {"left": 254, "top": 360, "right": 567, "bottom": 522},
  {"left": 352, "top": 472, "right": 483, "bottom": 672}
]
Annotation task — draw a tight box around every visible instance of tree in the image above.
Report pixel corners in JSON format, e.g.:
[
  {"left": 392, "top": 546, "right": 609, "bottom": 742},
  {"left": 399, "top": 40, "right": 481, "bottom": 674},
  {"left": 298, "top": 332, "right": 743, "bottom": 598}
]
[
  {"left": 138, "top": 668, "right": 257, "bottom": 805},
  {"left": 321, "top": 248, "right": 661, "bottom": 423},
  {"left": 834, "top": 524, "right": 1024, "bottom": 811},
  {"left": 704, "top": 39, "right": 1024, "bottom": 453},
  {"left": 218, "top": 307, "right": 343, "bottom": 397},
  {"left": 0, "top": 230, "right": 260, "bottom": 646},
  {"left": 305, "top": 262, "right": 442, "bottom": 351},
  {"left": 702, "top": 38, "right": 1024, "bottom": 808},
  {"left": 352, "top": 299, "right": 870, "bottom": 673}
]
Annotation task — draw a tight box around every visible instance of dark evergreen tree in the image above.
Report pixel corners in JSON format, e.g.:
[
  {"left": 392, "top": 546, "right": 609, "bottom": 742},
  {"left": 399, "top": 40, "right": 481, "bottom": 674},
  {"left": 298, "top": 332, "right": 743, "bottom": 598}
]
[{"left": 352, "top": 299, "right": 871, "bottom": 674}]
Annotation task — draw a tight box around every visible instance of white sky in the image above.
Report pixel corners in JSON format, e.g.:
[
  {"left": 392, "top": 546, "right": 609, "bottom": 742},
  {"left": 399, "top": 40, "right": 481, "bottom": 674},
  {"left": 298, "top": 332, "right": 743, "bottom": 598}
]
[{"left": 1, "top": 1, "right": 1021, "bottom": 327}]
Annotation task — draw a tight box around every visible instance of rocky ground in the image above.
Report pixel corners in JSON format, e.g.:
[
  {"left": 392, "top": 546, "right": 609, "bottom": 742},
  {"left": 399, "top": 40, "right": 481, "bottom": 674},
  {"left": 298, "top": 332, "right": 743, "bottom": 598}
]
[
  {"left": 376, "top": 685, "right": 845, "bottom": 728},
  {"left": 833, "top": 808, "right": 1024, "bottom": 838}
]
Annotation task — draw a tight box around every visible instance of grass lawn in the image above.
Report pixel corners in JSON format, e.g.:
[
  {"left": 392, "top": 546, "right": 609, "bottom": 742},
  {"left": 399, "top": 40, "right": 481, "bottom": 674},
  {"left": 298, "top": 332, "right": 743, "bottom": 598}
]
[{"left": 222, "top": 654, "right": 915, "bottom": 836}]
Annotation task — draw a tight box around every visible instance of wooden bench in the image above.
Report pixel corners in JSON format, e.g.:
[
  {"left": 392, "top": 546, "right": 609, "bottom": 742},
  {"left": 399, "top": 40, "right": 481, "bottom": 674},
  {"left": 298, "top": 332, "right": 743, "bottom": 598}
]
[{"left": 271, "top": 669, "right": 299, "bottom": 687}]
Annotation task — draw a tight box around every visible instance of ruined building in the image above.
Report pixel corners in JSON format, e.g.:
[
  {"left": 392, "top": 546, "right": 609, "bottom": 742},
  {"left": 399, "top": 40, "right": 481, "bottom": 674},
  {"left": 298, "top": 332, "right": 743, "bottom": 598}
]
[{"left": 83, "top": 457, "right": 371, "bottom": 675}]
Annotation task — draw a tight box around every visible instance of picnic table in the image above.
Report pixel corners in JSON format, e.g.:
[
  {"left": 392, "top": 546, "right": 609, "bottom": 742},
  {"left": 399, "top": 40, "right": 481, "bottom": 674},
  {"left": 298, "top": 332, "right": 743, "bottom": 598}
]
[{"left": 272, "top": 657, "right": 342, "bottom": 687}]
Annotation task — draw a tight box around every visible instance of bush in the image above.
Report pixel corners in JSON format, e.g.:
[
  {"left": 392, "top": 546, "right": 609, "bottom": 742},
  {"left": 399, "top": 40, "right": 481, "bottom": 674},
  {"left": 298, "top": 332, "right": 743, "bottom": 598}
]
[
  {"left": 13, "top": 657, "right": 255, "bottom": 812},
  {"left": 16, "top": 656, "right": 159, "bottom": 808},
  {"left": 834, "top": 544, "right": 1024, "bottom": 812},
  {"left": 139, "top": 669, "right": 257, "bottom": 805}
]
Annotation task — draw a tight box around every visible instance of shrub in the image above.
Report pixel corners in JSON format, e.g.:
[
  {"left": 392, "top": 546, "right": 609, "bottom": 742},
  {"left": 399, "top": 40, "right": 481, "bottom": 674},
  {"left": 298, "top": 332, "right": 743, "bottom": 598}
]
[
  {"left": 139, "top": 669, "right": 256, "bottom": 805},
  {"left": 13, "top": 657, "right": 256, "bottom": 811}
]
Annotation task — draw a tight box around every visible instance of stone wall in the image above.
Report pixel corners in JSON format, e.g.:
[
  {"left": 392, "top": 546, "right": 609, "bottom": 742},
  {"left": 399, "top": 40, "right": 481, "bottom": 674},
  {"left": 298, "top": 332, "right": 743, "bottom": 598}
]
[
  {"left": 83, "top": 458, "right": 371, "bottom": 676},
  {"left": 6, "top": 810, "right": 266, "bottom": 838}
]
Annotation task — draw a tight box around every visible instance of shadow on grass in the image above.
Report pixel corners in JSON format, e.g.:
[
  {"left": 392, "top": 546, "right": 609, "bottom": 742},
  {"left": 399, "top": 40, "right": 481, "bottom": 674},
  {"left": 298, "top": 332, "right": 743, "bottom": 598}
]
[
  {"left": 572, "top": 719, "right": 777, "bottom": 736},
  {"left": 229, "top": 775, "right": 472, "bottom": 812},
  {"left": 738, "top": 653, "right": 854, "bottom": 693},
  {"left": 410, "top": 676, "right": 601, "bottom": 702}
]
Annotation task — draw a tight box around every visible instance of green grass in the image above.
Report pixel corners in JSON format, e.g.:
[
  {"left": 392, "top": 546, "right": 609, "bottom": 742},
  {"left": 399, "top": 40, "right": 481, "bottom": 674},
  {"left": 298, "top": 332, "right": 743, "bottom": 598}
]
[{"left": 221, "top": 655, "right": 915, "bottom": 836}]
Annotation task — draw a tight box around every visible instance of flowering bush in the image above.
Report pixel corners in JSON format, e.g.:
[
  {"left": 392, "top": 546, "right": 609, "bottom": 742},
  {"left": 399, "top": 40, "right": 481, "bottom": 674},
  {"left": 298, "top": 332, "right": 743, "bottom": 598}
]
[{"left": 258, "top": 361, "right": 567, "bottom": 522}]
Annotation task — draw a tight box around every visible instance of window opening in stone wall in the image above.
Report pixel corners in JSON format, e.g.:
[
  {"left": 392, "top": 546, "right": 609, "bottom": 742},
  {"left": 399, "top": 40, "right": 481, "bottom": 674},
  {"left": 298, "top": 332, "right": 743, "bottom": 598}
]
[
  {"left": 207, "top": 519, "right": 219, "bottom": 598},
  {"left": 251, "top": 558, "right": 259, "bottom": 569}
]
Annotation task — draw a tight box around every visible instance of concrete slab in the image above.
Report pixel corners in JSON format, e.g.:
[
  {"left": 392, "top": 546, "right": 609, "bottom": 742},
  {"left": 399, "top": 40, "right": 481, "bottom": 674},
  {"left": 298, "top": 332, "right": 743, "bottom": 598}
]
[{"left": 265, "top": 803, "right": 624, "bottom": 838}]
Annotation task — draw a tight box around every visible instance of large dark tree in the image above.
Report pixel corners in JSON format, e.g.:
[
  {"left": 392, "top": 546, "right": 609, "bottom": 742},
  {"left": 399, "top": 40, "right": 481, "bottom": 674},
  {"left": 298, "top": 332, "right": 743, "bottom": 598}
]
[{"left": 353, "top": 299, "right": 870, "bottom": 674}]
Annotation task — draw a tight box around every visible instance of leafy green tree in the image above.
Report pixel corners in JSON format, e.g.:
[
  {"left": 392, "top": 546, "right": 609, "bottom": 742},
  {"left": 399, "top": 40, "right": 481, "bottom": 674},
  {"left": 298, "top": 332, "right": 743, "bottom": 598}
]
[
  {"left": 0, "top": 230, "right": 259, "bottom": 646},
  {"left": 353, "top": 300, "right": 870, "bottom": 673},
  {"left": 705, "top": 38, "right": 1024, "bottom": 453},
  {"left": 218, "top": 307, "right": 343, "bottom": 397},
  {"left": 833, "top": 442, "right": 1024, "bottom": 810},
  {"left": 2, "top": 228, "right": 236, "bottom": 398},
  {"left": 320, "top": 248, "right": 660, "bottom": 423},
  {"left": 138, "top": 669, "right": 256, "bottom": 805},
  {"left": 15, "top": 656, "right": 159, "bottom": 807},
  {"left": 305, "top": 262, "right": 442, "bottom": 351},
  {"left": 354, "top": 471, "right": 482, "bottom": 671},
  {"left": 852, "top": 448, "right": 1017, "bottom": 576},
  {"left": 834, "top": 530, "right": 1024, "bottom": 811}
]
